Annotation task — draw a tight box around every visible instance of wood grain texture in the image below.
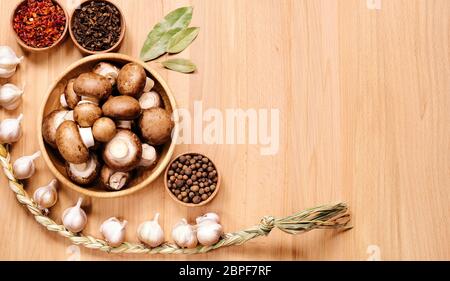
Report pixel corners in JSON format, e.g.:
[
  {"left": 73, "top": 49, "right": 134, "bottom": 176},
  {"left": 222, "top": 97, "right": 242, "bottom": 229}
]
[{"left": 0, "top": 0, "right": 449, "bottom": 260}]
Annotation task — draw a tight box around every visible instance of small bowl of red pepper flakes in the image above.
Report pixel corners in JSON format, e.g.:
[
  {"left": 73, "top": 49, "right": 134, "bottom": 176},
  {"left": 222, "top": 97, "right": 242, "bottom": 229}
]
[{"left": 11, "top": 0, "right": 69, "bottom": 52}]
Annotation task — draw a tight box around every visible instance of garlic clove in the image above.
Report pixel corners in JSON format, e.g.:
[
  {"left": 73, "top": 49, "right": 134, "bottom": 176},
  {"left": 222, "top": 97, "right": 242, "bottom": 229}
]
[
  {"left": 172, "top": 219, "right": 198, "bottom": 249},
  {"left": 0, "top": 114, "right": 23, "bottom": 144},
  {"left": 13, "top": 151, "right": 41, "bottom": 180},
  {"left": 2, "top": 99, "right": 22, "bottom": 111},
  {"left": 62, "top": 197, "right": 88, "bottom": 233},
  {"left": 100, "top": 217, "right": 127, "bottom": 247},
  {"left": 33, "top": 179, "right": 58, "bottom": 210},
  {"left": 137, "top": 213, "right": 165, "bottom": 247}
]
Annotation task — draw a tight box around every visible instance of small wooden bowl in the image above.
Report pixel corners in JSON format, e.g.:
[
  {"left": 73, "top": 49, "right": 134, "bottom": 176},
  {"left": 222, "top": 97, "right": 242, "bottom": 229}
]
[
  {"left": 164, "top": 152, "right": 221, "bottom": 207},
  {"left": 11, "top": 0, "right": 69, "bottom": 52},
  {"left": 69, "top": 0, "right": 126, "bottom": 55},
  {"left": 37, "top": 53, "right": 179, "bottom": 198}
]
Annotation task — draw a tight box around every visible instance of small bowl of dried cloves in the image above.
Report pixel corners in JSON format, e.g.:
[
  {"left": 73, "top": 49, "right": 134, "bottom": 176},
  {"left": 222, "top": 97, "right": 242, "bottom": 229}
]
[{"left": 69, "top": 0, "right": 126, "bottom": 55}]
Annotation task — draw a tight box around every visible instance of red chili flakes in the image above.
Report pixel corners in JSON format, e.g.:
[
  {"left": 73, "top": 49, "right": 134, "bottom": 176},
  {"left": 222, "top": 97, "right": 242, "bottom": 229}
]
[{"left": 13, "top": 0, "right": 66, "bottom": 48}]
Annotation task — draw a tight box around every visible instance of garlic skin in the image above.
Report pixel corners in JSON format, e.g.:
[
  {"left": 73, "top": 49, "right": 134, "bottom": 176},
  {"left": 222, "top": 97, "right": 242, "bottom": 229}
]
[
  {"left": 196, "top": 213, "right": 223, "bottom": 246},
  {"left": 13, "top": 151, "right": 41, "bottom": 180},
  {"left": 0, "top": 46, "right": 22, "bottom": 78},
  {"left": 0, "top": 114, "right": 23, "bottom": 144},
  {"left": 137, "top": 213, "right": 164, "bottom": 247},
  {"left": 172, "top": 219, "right": 198, "bottom": 248},
  {"left": 33, "top": 179, "right": 58, "bottom": 210},
  {"left": 62, "top": 198, "right": 87, "bottom": 233},
  {"left": 0, "top": 84, "right": 23, "bottom": 110},
  {"left": 100, "top": 217, "right": 128, "bottom": 247}
]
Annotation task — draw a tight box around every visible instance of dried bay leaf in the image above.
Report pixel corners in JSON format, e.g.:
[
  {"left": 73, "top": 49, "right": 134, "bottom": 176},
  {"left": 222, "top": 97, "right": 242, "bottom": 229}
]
[
  {"left": 167, "top": 27, "right": 200, "bottom": 54},
  {"left": 140, "top": 6, "right": 193, "bottom": 61},
  {"left": 161, "top": 58, "right": 197, "bottom": 73}
]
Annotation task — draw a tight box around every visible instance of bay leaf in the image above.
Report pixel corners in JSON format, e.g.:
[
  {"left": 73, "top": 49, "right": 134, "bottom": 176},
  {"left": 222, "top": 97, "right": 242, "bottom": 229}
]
[
  {"left": 167, "top": 27, "right": 200, "bottom": 54},
  {"left": 140, "top": 6, "right": 193, "bottom": 61},
  {"left": 161, "top": 58, "right": 197, "bottom": 73}
]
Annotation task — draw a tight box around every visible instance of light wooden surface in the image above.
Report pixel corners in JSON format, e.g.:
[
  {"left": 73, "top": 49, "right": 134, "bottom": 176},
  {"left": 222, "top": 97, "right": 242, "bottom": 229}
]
[{"left": 0, "top": 0, "right": 449, "bottom": 261}]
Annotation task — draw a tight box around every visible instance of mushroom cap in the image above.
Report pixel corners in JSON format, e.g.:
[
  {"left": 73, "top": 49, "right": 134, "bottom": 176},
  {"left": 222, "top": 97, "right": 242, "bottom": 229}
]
[
  {"left": 73, "top": 72, "right": 112, "bottom": 100},
  {"left": 117, "top": 63, "right": 146, "bottom": 97},
  {"left": 139, "top": 91, "right": 161, "bottom": 110},
  {"left": 92, "top": 62, "right": 120, "bottom": 86},
  {"left": 74, "top": 103, "right": 102, "bottom": 127},
  {"left": 103, "top": 130, "right": 142, "bottom": 172},
  {"left": 102, "top": 96, "right": 141, "bottom": 120},
  {"left": 100, "top": 165, "right": 131, "bottom": 191},
  {"left": 93, "top": 117, "right": 117, "bottom": 142},
  {"left": 42, "top": 109, "right": 69, "bottom": 147},
  {"left": 64, "top": 79, "right": 80, "bottom": 109},
  {"left": 55, "top": 121, "right": 90, "bottom": 164},
  {"left": 139, "top": 108, "right": 174, "bottom": 145},
  {"left": 66, "top": 154, "right": 100, "bottom": 185}
]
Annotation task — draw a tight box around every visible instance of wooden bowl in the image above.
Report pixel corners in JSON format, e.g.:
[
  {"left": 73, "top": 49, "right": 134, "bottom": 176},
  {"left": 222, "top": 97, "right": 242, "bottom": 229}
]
[
  {"left": 11, "top": 0, "right": 69, "bottom": 52},
  {"left": 69, "top": 0, "right": 126, "bottom": 55},
  {"left": 37, "top": 53, "right": 179, "bottom": 198},
  {"left": 164, "top": 152, "right": 221, "bottom": 207}
]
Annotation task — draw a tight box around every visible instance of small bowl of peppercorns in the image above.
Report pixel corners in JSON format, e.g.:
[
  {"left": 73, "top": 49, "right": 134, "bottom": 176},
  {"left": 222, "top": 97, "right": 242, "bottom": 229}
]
[{"left": 165, "top": 152, "right": 220, "bottom": 207}]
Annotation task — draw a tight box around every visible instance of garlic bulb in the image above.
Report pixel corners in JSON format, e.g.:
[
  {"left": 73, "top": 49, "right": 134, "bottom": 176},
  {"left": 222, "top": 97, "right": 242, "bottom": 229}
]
[
  {"left": 13, "top": 151, "right": 41, "bottom": 180},
  {"left": 62, "top": 198, "right": 87, "bottom": 233},
  {"left": 0, "top": 114, "right": 23, "bottom": 144},
  {"left": 171, "top": 219, "right": 198, "bottom": 248},
  {"left": 137, "top": 213, "right": 165, "bottom": 247},
  {"left": 0, "top": 84, "right": 23, "bottom": 110},
  {"left": 100, "top": 217, "right": 127, "bottom": 247},
  {"left": 196, "top": 213, "right": 223, "bottom": 246},
  {"left": 33, "top": 179, "right": 58, "bottom": 210},
  {"left": 0, "top": 46, "right": 22, "bottom": 78}
]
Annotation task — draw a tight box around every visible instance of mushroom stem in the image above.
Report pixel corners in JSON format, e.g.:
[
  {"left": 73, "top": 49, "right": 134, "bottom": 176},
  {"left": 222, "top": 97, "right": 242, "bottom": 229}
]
[
  {"left": 60, "top": 94, "right": 68, "bottom": 108},
  {"left": 79, "top": 127, "right": 95, "bottom": 148},
  {"left": 109, "top": 139, "right": 129, "bottom": 159}
]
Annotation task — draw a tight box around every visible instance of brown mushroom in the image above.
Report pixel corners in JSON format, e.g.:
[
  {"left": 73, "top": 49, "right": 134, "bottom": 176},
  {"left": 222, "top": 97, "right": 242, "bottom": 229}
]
[
  {"left": 100, "top": 165, "right": 131, "bottom": 191},
  {"left": 103, "top": 130, "right": 142, "bottom": 172},
  {"left": 66, "top": 154, "right": 100, "bottom": 185},
  {"left": 42, "top": 109, "right": 69, "bottom": 147},
  {"left": 74, "top": 102, "right": 102, "bottom": 127},
  {"left": 60, "top": 79, "right": 80, "bottom": 109},
  {"left": 55, "top": 121, "right": 93, "bottom": 164},
  {"left": 92, "top": 62, "right": 120, "bottom": 86},
  {"left": 73, "top": 72, "right": 112, "bottom": 102},
  {"left": 117, "top": 63, "right": 146, "bottom": 97},
  {"left": 138, "top": 108, "right": 174, "bottom": 145},
  {"left": 102, "top": 96, "right": 141, "bottom": 120},
  {"left": 139, "top": 91, "right": 161, "bottom": 110},
  {"left": 93, "top": 117, "right": 116, "bottom": 142},
  {"left": 139, "top": 143, "right": 157, "bottom": 167}
]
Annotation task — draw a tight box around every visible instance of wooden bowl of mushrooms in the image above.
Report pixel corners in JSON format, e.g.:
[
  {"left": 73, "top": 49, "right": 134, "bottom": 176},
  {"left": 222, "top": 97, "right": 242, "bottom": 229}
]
[{"left": 37, "top": 53, "right": 178, "bottom": 198}]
